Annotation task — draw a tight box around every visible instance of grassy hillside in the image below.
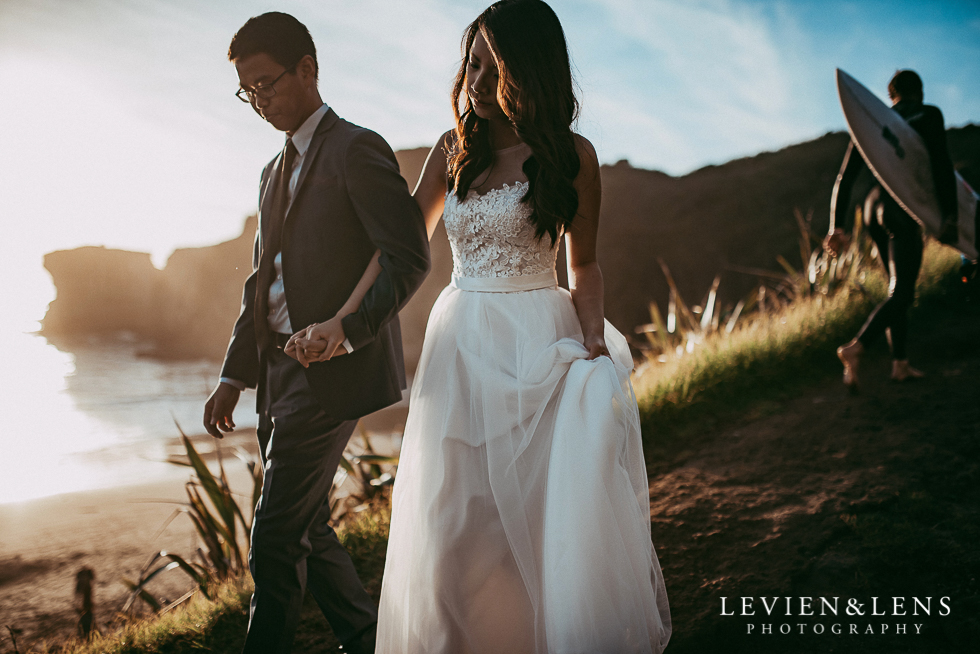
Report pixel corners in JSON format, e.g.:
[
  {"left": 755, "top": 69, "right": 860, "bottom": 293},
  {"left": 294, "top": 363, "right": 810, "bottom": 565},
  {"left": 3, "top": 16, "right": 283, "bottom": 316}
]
[{"left": 41, "top": 243, "right": 979, "bottom": 654}]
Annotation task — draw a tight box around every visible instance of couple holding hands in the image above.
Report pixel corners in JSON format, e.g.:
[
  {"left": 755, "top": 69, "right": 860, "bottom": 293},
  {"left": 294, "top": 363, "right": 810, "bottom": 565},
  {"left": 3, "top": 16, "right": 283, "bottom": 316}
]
[{"left": 204, "top": 2, "right": 670, "bottom": 653}]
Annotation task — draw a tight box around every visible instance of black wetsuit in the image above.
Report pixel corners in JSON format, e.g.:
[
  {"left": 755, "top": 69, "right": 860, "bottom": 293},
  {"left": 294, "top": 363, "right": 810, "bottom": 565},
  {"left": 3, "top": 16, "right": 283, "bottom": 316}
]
[{"left": 830, "top": 100, "right": 957, "bottom": 360}]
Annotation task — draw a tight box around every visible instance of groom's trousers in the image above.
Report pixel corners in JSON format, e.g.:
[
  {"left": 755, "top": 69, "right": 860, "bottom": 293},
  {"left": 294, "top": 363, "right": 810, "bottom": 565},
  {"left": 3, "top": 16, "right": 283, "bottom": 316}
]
[{"left": 243, "top": 345, "right": 378, "bottom": 654}]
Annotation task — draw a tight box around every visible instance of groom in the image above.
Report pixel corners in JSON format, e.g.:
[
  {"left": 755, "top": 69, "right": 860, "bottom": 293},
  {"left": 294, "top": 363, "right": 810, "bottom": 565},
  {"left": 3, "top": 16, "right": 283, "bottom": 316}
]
[{"left": 203, "top": 12, "right": 429, "bottom": 654}]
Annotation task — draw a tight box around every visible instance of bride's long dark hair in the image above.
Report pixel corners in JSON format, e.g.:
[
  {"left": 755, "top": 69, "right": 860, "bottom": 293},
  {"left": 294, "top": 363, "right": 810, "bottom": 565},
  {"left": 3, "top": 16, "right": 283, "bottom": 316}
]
[{"left": 449, "top": 0, "right": 580, "bottom": 245}]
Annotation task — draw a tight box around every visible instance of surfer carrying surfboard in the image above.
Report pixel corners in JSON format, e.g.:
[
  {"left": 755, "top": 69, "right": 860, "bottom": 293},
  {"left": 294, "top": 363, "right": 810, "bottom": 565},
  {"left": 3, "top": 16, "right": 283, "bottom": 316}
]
[{"left": 824, "top": 69, "right": 958, "bottom": 389}]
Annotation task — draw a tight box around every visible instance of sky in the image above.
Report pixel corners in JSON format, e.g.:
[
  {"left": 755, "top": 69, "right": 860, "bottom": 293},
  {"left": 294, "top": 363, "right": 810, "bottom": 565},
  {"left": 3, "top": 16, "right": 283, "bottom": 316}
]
[{"left": 0, "top": 0, "right": 978, "bottom": 282}]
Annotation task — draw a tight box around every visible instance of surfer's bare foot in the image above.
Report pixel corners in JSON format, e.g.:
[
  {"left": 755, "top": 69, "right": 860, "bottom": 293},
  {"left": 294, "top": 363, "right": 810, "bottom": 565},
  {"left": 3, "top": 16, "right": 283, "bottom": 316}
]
[
  {"left": 837, "top": 340, "right": 863, "bottom": 390},
  {"left": 892, "top": 360, "right": 925, "bottom": 382}
]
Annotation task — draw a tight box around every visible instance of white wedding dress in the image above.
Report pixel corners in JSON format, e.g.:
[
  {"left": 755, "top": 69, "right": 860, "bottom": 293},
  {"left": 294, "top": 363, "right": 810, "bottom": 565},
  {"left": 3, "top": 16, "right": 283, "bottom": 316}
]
[{"left": 376, "top": 179, "right": 671, "bottom": 654}]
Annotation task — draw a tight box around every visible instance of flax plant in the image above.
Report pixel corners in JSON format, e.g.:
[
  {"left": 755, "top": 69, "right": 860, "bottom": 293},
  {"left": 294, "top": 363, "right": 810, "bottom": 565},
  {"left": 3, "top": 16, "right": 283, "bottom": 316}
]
[
  {"left": 634, "top": 203, "right": 961, "bottom": 430},
  {"left": 331, "top": 427, "right": 399, "bottom": 522},
  {"left": 126, "top": 422, "right": 398, "bottom": 614},
  {"left": 123, "top": 424, "right": 262, "bottom": 613},
  {"left": 637, "top": 207, "right": 878, "bottom": 370},
  {"left": 635, "top": 239, "right": 960, "bottom": 428}
]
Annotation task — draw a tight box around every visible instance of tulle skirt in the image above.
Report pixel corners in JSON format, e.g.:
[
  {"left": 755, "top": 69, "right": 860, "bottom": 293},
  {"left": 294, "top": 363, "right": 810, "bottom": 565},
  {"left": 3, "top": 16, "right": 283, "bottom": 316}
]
[{"left": 376, "top": 272, "right": 671, "bottom": 654}]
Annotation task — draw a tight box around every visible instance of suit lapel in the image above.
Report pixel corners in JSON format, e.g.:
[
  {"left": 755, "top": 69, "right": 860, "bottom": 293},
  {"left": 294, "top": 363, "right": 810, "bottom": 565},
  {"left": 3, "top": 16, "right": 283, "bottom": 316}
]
[{"left": 285, "top": 108, "right": 340, "bottom": 220}]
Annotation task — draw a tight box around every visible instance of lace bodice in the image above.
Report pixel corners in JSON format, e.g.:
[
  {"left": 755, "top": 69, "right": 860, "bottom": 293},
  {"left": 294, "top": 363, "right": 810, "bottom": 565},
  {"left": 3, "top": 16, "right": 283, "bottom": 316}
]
[{"left": 443, "top": 181, "right": 559, "bottom": 278}]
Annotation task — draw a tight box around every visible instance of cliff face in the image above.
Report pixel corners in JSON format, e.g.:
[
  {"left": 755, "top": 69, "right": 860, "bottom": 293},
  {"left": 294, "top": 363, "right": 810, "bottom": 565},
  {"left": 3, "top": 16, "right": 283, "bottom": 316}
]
[
  {"left": 601, "top": 123, "right": 979, "bottom": 331},
  {"left": 598, "top": 132, "right": 852, "bottom": 330},
  {"left": 42, "top": 215, "right": 256, "bottom": 360},
  {"left": 42, "top": 248, "right": 163, "bottom": 335},
  {"left": 42, "top": 125, "right": 980, "bottom": 368}
]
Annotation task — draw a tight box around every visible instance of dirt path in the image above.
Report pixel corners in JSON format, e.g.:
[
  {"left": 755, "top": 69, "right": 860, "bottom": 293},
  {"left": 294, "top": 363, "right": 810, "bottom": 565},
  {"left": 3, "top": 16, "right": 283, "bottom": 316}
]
[{"left": 649, "top": 290, "right": 980, "bottom": 653}]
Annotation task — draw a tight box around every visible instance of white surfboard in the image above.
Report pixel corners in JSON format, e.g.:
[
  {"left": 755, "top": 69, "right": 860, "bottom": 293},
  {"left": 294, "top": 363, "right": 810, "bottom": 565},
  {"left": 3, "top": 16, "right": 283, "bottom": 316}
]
[{"left": 836, "top": 68, "right": 977, "bottom": 261}]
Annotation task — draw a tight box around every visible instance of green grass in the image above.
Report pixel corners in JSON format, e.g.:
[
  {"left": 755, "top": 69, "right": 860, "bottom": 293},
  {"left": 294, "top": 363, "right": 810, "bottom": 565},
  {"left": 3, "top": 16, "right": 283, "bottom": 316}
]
[
  {"left": 633, "top": 241, "right": 962, "bottom": 454},
  {"left": 48, "top": 506, "right": 392, "bottom": 654},
  {"left": 338, "top": 500, "right": 391, "bottom": 600},
  {"left": 635, "top": 241, "right": 979, "bottom": 653},
  {"left": 42, "top": 577, "right": 252, "bottom": 654}
]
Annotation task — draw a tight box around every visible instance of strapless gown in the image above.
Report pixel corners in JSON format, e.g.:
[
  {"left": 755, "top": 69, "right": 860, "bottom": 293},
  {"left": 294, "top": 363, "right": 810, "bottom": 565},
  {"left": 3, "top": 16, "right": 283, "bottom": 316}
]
[{"left": 376, "top": 182, "right": 671, "bottom": 653}]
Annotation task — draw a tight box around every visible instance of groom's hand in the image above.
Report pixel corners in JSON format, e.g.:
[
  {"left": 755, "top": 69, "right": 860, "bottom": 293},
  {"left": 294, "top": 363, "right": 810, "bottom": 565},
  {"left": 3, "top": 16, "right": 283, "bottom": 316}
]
[
  {"left": 282, "top": 325, "right": 327, "bottom": 368},
  {"left": 295, "top": 318, "right": 348, "bottom": 366},
  {"left": 284, "top": 329, "right": 327, "bottom": 367},
  {"left": 204, "top": 382, "right": 241, "bottom": 439}
]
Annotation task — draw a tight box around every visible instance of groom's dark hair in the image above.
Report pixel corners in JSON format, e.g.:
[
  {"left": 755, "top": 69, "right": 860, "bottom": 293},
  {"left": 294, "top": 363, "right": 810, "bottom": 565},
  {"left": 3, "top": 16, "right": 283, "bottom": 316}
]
[{"left": 229, "top": 12, "right": 318, "bottom": 80}]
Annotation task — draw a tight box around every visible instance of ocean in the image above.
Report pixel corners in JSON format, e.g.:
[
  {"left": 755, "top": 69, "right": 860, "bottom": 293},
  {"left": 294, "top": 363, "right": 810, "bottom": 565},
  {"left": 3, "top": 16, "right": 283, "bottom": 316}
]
[{"left": 0, "top": 270, "right": 257, "bottom": 505}]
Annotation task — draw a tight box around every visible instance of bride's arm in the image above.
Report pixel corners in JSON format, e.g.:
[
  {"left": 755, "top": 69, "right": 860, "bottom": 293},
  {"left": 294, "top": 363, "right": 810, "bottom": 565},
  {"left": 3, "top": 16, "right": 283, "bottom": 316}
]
[
  {"left": 289, "top": 129, "right": 454, "bottom": 366},
  {"left": 565, "top": 135, "right": 609, "bottom": 360},
  {"left": 413, "top": 130, "right": 454, "bottom": 240},
  {"left": 286, "top": 251, "right": 384, "bottom": 365},
  {"left": 336, "top": 250, "right": 383, "bottom": 317}
]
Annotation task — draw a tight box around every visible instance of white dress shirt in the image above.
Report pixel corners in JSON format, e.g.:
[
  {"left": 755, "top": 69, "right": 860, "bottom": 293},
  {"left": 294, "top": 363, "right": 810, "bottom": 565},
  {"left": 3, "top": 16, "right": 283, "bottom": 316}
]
[
  {"left": 221, "top": 104, "right": 352, "bottom": 392},
  {"left": 266, "top": 103, "right": 329, "bottom": 335}
]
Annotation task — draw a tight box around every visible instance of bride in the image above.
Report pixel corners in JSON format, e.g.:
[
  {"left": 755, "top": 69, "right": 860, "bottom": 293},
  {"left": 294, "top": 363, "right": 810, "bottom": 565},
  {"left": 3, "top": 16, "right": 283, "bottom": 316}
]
[
  {"left": 296, "top": 1, "right": 670, "bottom": 651},
  {"left": 375, "top": 1, "right": 671, "bottom": 652}
]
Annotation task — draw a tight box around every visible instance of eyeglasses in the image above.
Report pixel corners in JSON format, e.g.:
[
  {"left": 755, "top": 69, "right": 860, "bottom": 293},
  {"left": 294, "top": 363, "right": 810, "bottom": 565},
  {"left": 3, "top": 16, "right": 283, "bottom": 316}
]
[{"left": 235, "top": 65, "right": 295, "bottom": 103}]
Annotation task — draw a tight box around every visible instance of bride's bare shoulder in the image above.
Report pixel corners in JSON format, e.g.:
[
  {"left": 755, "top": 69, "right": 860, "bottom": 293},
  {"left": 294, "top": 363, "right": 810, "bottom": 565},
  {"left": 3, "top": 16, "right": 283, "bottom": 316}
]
[
  {"left": 439, "top": 129, "right": 458, "bottom": 159},
  {"left": 420, "top": 129, "right": 457, "bottom": 176},
  {"left": 572, "top": 134, "right": 600, "bottom": 182},
  {"left": 414, "top": 128, "right": 458, "bottom": 210}
]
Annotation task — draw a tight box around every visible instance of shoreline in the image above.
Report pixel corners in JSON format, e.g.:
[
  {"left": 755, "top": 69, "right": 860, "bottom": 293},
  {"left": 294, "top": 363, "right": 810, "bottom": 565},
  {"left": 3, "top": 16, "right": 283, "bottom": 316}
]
[
  {"left": 0, "top": 427, "right": 260, "bottom": 509},
  {"left": 0, "top": 397, "right": 408, "bottom": 509}
]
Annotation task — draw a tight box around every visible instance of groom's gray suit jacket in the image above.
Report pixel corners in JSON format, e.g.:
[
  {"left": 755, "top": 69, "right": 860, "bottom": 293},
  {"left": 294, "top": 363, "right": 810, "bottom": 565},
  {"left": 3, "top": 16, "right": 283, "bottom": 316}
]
[{"left": 220, "top": 108, "right": 430, "bottom": 420}]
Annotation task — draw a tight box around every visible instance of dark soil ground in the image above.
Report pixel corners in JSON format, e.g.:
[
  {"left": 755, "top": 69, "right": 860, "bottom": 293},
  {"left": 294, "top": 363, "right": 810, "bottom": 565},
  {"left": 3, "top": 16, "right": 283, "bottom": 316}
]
[{"left": 649, "top": 280, "right": 980, "bottom": 653}]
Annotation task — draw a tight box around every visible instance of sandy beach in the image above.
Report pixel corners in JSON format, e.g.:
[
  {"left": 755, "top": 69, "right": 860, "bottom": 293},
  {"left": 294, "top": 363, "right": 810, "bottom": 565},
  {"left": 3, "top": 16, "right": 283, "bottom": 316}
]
[
  {"left": 0, "top": 429, "right": 261, "bottom": 649},
  {"left": 2, "top": 481, "right": 206, "bottom": 646}
]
